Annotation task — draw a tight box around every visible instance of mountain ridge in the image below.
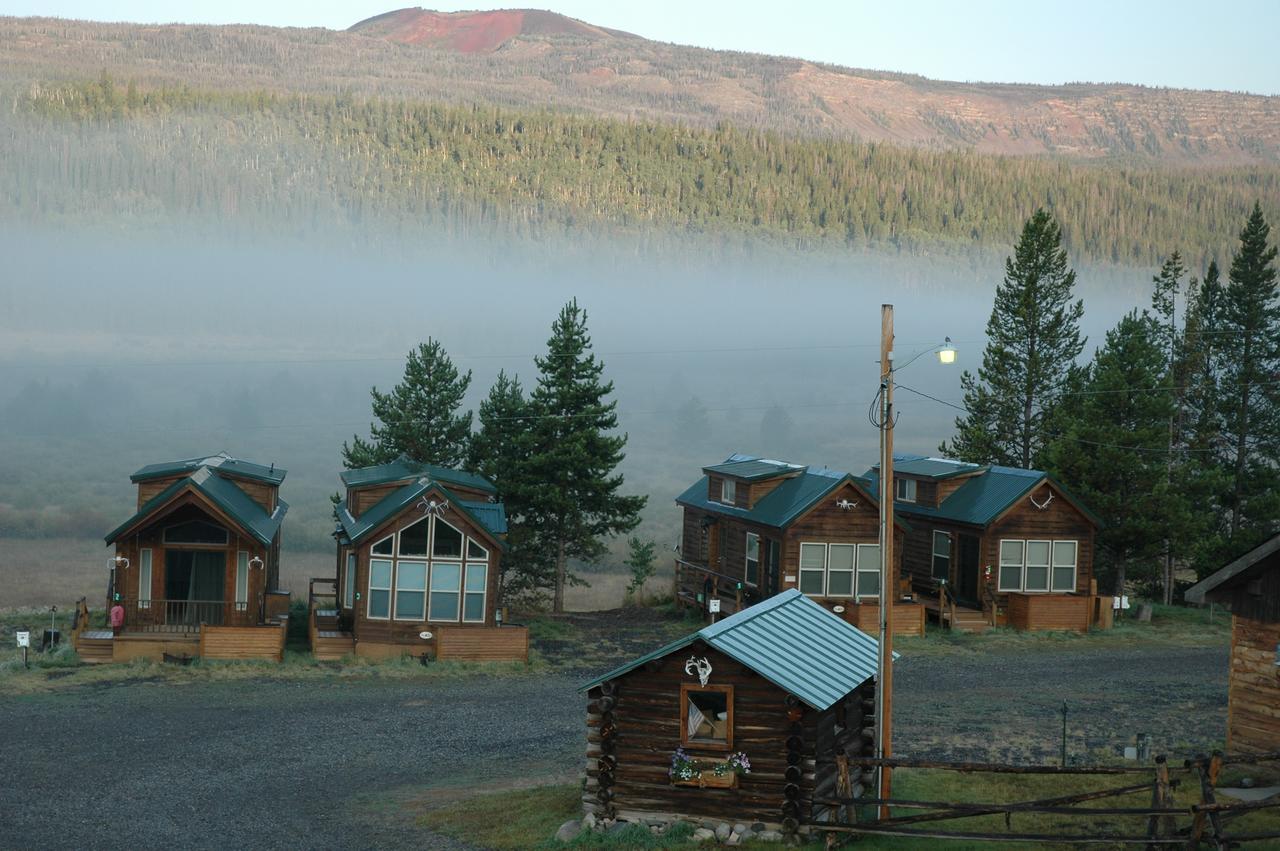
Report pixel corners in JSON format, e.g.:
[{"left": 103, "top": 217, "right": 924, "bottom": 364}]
[{"left": 348, "top": 7, "right": 639, "bottom": 52}]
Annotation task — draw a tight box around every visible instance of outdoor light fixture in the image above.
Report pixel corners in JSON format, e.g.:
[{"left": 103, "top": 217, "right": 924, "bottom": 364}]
[
  {"left": 938, "top": 337, "right": 957, "bottom": 364},
  {"left": 111, "top": 556, "right": 130, "bottom": 570},
  {"left": 248, "top": 556, "right": 264, "bottom": 571}
]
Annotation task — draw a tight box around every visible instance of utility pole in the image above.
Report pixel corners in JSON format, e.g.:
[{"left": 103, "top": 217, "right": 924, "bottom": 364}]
[{"left": 876, "top": 303, "right": 896, "bottom": 820}]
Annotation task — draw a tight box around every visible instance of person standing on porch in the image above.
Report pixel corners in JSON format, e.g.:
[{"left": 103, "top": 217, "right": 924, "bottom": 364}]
[{"left": 109, "top": 601, "right": 125, "bottom": 636}]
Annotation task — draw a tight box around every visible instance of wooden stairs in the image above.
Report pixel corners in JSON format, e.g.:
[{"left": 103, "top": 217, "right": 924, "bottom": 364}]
[
  {"left": 310, "top": 607, "right": 354, "bottom": 660},
  {"left": 75, "top": 629, "right": 115, "bottom": 664},
  {"left": 942, "top": 607, "right": 990, "bottom": 634}
]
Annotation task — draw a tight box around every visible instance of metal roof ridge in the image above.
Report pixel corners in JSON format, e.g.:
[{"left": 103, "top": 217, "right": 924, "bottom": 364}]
[{"left": 699, "top": 588, "right": 802, "bottom": 639}]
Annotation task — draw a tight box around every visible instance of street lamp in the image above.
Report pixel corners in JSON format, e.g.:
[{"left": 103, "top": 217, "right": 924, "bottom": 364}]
[{"left": 874, "top": 306, "right": 955, "bottom": 820}]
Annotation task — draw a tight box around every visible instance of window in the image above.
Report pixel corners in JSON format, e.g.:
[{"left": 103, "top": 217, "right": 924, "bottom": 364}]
[
  {"left": 235, "top": 551, "right": 249, "bottom": 612},
  {"left": 799, "top": 543, "right": 826, "bottom": 594},
  {"left": 856, "top": 543, "right": 881, "bottom": 599},
  {"left": 932, "top": 531, "right": 951, "bottom": 581},
  {"left": 368, "top": 559, "right": 392, "bottom": 619},
  {"left": 371, "top": 535, "right": 394, "bottom": 556},
  {"left": 344, "top": 553, "right": 356, "bottom": 609},
  {"left": 894, "top": 477, "right": 917, "bottom": 503},
  {"left": 826, "top": 544, "right": 855, "bottom": 596},
  {"left": 744, "top": 533, "right": 760, "bottom": 586},
  {"left": 720, "top": 478, "right": 737, "bottom": 505},
  {"left": 394, "top": 561, "right": 427, "bottom": 620},
  {"left": 467, "top": 539, "right": 488, "bottom": 560},
  {"left": 463, "top": 563, "right": 487, "bottom": 622},
  {"left": 999, "top": 539, "right": 1079, "bottom": 592},
  {"left": 680, "top": 684, "right": 734, "bottom": 750},
  {"left": 138, "top": 548, "right": 152, "bottom": 609},
  {"left": 429, "top": 562, "right": 461, "bottom": 621},
  {"left": 1052, "top": 541, "right": 1078, "bottom": 592},
  {"left": 433, "top": 519, "right": 463, "bottom": 559},
  {"left": 399, "top": 518, "right": 429, "bottom": 557},
  {"left": 163, "top": 520, "right": 228, "bottom": 545}
]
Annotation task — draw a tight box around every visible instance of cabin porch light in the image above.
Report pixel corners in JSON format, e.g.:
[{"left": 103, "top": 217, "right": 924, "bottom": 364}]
[
  {"left": 938, "top": 337, "right": 957, "bottom": 365},
  {"left": 248, "top": 556, "right": 264, "bottom": 571}
]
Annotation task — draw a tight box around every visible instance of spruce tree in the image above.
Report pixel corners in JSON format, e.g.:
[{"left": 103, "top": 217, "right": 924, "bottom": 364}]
[
  {"left": 1046, "top": 312, "right": 1173, "bottom": 596},
  {"left": 941, "top": 209, "right": 1085, "bottom": 468},
  {"left": 1216, "top": 203, "right": 1280, "bottom": 547},
  {"left": 522, "top": 300, "right": 647, "bottom": 613},
  {"left": 342, "top": 338, "right": 473, "bottom": 469},
  {"left": 1151, "top": 252, "right": 1186, "bottom": 604}
]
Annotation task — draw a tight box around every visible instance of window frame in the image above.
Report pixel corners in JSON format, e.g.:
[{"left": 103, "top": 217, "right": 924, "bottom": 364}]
[
  {"left": 235, "top": 550, "right": 249, "bottom": 612},
  {"left": 138, "top": 548, "right": 152, "bottom": 609},
  {"left": 798, "top": 542, "right": 828, "bottom": 595},
  {"left": 428, "top": 560, "right": 463, "bottom": 622},
  {"left": 855, "top": 542, "right": 882, "bottom": 600},
  {"left": 720, "top": 478, "right": 737, "bottom": 505},
  {"left": 998, "top": 538, "right": 1080, "bottom": 593},
  {"left": 343, "top": 553, "right": 356, "bottom": 610},
  {"left": 826, "top": 543, "right": 856, "bottom": 598},
  {"left": 462, "top": 561, "right": 487, "bottom": 623},
  {"left": 895, "top": 477, "right": 918, "bottom": 503},
  {"left": 367, "top": 558, "right": 393, "bottom": 620},
  {"left": 744, "top": 532, "right": 760, "bottom": 587},
  {"left": 679, "top": 683, "right": 735, "bottom": 751},
  {"left": 1051, "top": 540, "right": 1078, "bottom": 593},
  {"left": 931, "top": 530, "right": 951, "bottom": 581}
]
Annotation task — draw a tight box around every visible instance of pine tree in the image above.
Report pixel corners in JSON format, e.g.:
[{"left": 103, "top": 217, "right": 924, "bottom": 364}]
[
  {"left": 1151, "top": 252, "right": 1186, "bottom": 604},
  {"left": 1216, "top": 203, "right": 1280, "bottom": 548},
  {"left": 522, "top": 300, "right": 647, "bottom": 613},
  {"left": 1046, "top": 312, "right": 1173, "bottom": 596},
  {"left": 342, "top": 338, "right": 473, "bottom": 469},
  {"left": 941, "top": 209, "right": 1085, "bottom": 468}
]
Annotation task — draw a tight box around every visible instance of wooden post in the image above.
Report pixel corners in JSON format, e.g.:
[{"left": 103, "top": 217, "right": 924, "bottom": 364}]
[{"left": 877, "top": 303, "right": 896, "bottom": 820}]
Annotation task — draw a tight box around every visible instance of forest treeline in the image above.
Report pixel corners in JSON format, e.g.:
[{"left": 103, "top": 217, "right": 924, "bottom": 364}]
[{"left": 5, "top": 78, "right": 1280, "bottom": 266}]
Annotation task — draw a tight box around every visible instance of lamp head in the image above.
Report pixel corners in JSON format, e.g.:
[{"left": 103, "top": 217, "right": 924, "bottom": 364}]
[{"left": 938, "top": 337, "right": 956, "bottom": 365}]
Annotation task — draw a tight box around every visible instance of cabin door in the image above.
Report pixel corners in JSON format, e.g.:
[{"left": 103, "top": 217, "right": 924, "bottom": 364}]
[
  {"left": 764, "top": 539, "right": 782, "bottom": 596},
  {"left": 165, "top": 550, "right": 227, "bottom": 626},
  {"left": 956, "top": 534, "right": 981, "bottom": 607}
]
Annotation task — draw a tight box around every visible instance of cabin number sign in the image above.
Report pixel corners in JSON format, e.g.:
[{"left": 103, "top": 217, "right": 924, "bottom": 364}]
[{"left": 685, "top": 656, "right": 713, "bottom": 687}]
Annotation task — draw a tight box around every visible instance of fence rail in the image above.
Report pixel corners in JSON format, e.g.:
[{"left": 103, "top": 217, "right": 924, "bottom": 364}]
[{"left": 124, "top": 597, "right": 260, "bottom": 631}]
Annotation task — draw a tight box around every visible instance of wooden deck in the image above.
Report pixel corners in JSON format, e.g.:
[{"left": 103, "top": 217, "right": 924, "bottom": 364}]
[{"left": 918, "top": 594, "right": 990, "bottom": 633}]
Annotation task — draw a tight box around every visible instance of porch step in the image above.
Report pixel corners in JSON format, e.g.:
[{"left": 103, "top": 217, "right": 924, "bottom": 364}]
[
  {"left": 313, "top": 630, "right": 354, "bottom": 661},
  {"left": 946, "top": 612, "right": 990, "bottom": 633},
  {"left": 74, "top": 634, "right": 115, "bottom": 664}
]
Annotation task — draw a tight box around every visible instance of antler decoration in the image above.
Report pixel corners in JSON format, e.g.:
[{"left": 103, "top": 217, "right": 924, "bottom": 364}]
[
  {"left": 1030, "top": 490, "right": 1054, "bottom": 510},
  {"left": 684, "top": 656, "right": 713, "bottom": 687},
  {"left": 834, "top": 498, "right": 859, "bottom": 511},
  {"left": 417, "top": 497, "right": 450, "bottom": 517}
]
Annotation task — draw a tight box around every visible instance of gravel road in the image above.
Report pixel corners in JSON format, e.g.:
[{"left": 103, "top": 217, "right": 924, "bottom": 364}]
[{"left": 0, "top": 628, "right": 1229, "bottom": 850}]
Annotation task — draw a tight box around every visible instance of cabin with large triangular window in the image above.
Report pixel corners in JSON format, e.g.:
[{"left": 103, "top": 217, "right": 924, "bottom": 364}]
[
  {"left": 323, "top": 458, "right": 527, "bottom": 663},
  {"left": 75, "top": 453, "right": 292, "bottom": 663},
  {"left": 863, "top": 453, "right": 1105, "bottom": 632}
]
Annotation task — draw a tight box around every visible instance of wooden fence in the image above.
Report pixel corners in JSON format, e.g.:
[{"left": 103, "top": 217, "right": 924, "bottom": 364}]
[{"left": 806, "top": 750, "right": 1280, "bottom": 846}]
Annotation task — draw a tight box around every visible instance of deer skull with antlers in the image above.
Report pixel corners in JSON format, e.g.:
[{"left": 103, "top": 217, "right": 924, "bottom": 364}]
[{"left": 684, "top": 656, "right": 713, "bottom": 687}]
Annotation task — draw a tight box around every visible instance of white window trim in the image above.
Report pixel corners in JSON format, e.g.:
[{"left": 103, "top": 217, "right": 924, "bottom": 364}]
[
  {"left": 432, "top": 517, "right": 465, "bottom": 560},
  {"left": 462, "top": 560, "right": 487, "bottom": 623},
  {"left": 932, "top": 531, "right": 951, "bottom": 581},
  {"left": 744, "top": 532, "right": 760, "bottom": 587},
  {"left": 895, "top": 477, "right": 917, "bottom": 503},
  {"left": 1024, "top": 539, "right": 1052, "bottom": 592},
  {"left": 235, "top": 551, "right": 249, "bottom": 612},
  {"left": 798, "top": 541, "right": 879, "bottom": 599},
  {"left": 721, "top": 478, "right": 737, "bottom": 505},
  {"left": 397, "top": 516, "right": 431, "bottom": 558},
  {"left": 428, "top": 560, "right": 463, "bottom": 622},
  {"left": 998, "top": 538, "right": 1079, "bottom": 593},
  {"left": 367, "top": 558, "right": 393, "bottom": 620},
  {"left": 392, "top": 559, "right": 428, "bottom": 621},
  {"left": 138, "top": 548, "right": 152, "bottom": 609},
  {"left": 855, "top": 543, "right": 882, "bottom": 601},
  {"left": 344, "top": 553, "right": 356, "bottom": 610},
  {"left": 798, "top": 541, "right": 828, "bottom": 596},
  {"left": 371, "top": 534, "right": 395, "bottom": 557}
]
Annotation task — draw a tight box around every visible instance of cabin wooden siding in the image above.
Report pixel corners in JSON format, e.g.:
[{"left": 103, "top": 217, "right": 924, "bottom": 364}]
[
  {"left": 347, "top": 498, "right": 502, "bottom": 654},
  {"left": 899, "top": 517, "right": 974, "bottom": 589},
  {"left": 436, "top": 625, "right": 528, "bottom": 662},
  {"left": 1228, "top": 615, "right": 1280, "bottom": 752},
  {"left": 199, "top": 622, "right": 287, "bottom": 662},
  {"left": 585, "top": 642, "right": 873, "bottom": 828},
  {"left": 348, "top": 481, "right": 495, "bottom": 518},
  {"left": 1005, "top": 593, "right": 1091, "bottom": 632},
  {"left": 841, "top": 602, "right": 926, "bottom": 637},
  {"left": 705, "top": 474, "right": 750, "bottom": 510},
  {"left": 985, "top": 481, "right": 1096, "bottom": 598}
]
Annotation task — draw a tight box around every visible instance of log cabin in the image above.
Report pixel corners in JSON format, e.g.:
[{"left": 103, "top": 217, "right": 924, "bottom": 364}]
[
  {"left": 674, "top": 454, "right": 924, "bottom": 637},
  {"left": 79, "top": 453, "right": 292, "bottom": 663},
  {"left": 326, "top": 458, "right": 527, "bottom": 662},
  {"left": 1185, "top": 534, "right": 1280, "bottom": 753},
  {"left": 580, "top": 589, "right": 881, "bottom": 838},
  {"left": 863, "top": 453, "right": 1103, "bottom": 633}
]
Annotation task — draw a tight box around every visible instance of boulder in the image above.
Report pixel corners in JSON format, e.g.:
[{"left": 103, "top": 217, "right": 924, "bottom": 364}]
[
  {"left": 582, "top": 812, "right": 597, "bottom": 831},
  {"left": 715, "top": 822, "right": 732, "bottom": 841},
  {"left": 555, "top": 820, "right": 582, "bottom": 843},
  {"left": 733, "top": 823, "right": 750, "bottom": 836},
  {"left": 692, "top": 827, "right": 716, "bottom": 842},
  {"left": 758, "top": 830, "right": 784, "bottom": 843}
]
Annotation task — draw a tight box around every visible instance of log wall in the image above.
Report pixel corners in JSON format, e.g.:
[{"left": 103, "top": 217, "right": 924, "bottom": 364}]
[{"left": 1229, "top": 615, "right": 1280, "bottom": 752}]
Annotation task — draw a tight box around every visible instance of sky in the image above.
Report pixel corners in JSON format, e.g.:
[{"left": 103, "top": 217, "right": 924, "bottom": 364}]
[{"left": 3, "top": 1, "right": 1278, "bottom": 95}]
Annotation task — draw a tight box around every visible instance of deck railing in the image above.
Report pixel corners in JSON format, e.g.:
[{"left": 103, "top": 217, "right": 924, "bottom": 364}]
[
  {"left": 123, "top": 597, "right": 262, "bottom": 632},
  {"left": 673, "top": 557, "right": 759, "bottom": 615}
]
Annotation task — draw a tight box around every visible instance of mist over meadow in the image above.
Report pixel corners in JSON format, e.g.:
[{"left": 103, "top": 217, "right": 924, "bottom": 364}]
[{"left": 0, "top": 222, "right": 1149, "bottom": 603}]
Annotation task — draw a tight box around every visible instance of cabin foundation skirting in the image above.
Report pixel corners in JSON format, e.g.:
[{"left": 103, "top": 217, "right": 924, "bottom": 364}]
[
  {"left": 354, "top": 627, "right": 529, "bottom": 663},
  {"left": 109, "top": 635, "right": 201, "bottom": 662},
  {"left": 838, "top": 601, "right": 925, "bottom": 637},
  {"left": 1004, "top": 593, "right": 1091, "bottom": 632},
  {"left": 199, "top": 622, "right": 287, "bottom": 662}
]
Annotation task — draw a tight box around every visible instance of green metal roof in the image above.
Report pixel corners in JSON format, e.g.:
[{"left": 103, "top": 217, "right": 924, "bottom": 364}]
[
  {"left": 702, "top": 457, "right": 807, "bottom": 482},
  {"left": 580, "top": 589, "right": 887, "bottom": 710},
  {"left": 336, "top": 480, "right": 507, "bottom": 550},
  {"left": 131, "top": 452, "right": 286, "bottom": 485},
  {"left": 678, "top": 455, "right": 911, "bottom": 531},
  {"left": 864, "top": 455, "right": 1101, "bottom": 529},
  {"left": 339, "top": 458, "right": 496, "bottom": 495},
  {"left": 869, "top": 453, "right": 986, "bottom": 480},
  {"left": 106, "top": 466, "right": 288, "bottom": 546}
]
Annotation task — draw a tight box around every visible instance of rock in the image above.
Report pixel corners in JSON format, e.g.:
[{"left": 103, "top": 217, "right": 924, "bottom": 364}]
[
  {"left": 693, "top": 827, "right": 716, "bottom": 842},
  {"left": 751, "top": 822, "right": 766, "bottom": 833},
  {"left": 1242, "top": 776, "right": 1256, "bottom": 789},
  {"left": 582, "top": 813, "right": 597, "bottom": 831},
  {"left": 555, "top": 820, "right": 582, "bottom": 843},
  {"left": 726, "top": 831, "right": 741, "bottom": 845},
  {"left": 606, "top": 821, "right": 630, "bottom": 836},
  {"left": 733, "top": 823, "right": 749, "bottom": 836},
  {"left": 758, "top": 830, "right": 784, "bottom": 843},
  {"left": 715, "top": 822, "right": 733, "bottom": 840},
  {"left": 651, "top": 826, "right": 661, "bottom": 834}
]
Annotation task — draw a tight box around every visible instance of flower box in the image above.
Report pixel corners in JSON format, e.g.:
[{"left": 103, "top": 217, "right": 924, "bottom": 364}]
[
  {"left": 669, "top": 748, "right": 750, "bottom": 789},
  {"left": 673, "top": 771, "right": 738, "bottom": 789}
]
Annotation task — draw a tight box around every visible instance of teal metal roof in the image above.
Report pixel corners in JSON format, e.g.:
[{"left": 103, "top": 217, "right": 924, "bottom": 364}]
[
  {"left": 106, "top": 466, "right": 288, "bottom": 546},
  {"left": 131, "top": 452, "right": 286, "bottom": 485},
  {"left": 678, "top": 455, "right": 911, "bottom": 531},
  {"left": 869, "top": 453, "right": 986, "bottom": 480},
  {"left": 339, "top": 458, "right": 496, "bottom": 495},
  {"left": 864, "top": 455, "right": 1101, "bottom": 529},
  {"left": 703, "top": 457, "right": 807, "bottom": 482},
  {"left": 336, "top": 480, "right": 507, "bottom": 550},
  {"left": 580, "top": 589, "right": 887, "bottom": 710}
]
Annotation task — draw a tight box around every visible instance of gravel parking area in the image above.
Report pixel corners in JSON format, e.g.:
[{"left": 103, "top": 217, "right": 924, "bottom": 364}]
[{"left": 0, "top": 610, "right": 1230, "bottom": 850}]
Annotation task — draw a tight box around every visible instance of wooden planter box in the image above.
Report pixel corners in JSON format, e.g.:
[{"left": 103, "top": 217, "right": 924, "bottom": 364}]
[{"left": 673, "top": 771, "right": 739, "bottom": 789}]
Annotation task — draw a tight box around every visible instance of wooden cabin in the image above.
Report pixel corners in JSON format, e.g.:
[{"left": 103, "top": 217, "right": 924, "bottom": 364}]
[
  {"left": 327, "top": 458, "right": 527, "bottom": 662},
  {"left": 674, "top": 454, "right": 923, "bottom": 637},
  {"left": 580, "top": 589, "right": 880, "bottom": 838},
  {"left": 1186, "top": 535, "right": 1280, "bottom": 753},
  {"left": 82, "top": 453, "right": 292, "bottom": 663},
  {"left": 863, "top": 453, "right": 1103, "bottom": 633}
]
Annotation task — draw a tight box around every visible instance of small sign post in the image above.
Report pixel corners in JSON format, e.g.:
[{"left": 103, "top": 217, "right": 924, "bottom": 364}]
[
  {"left": 15, "top": 628, "right": 31, "bottom": 669},
  {"left": 708, "top": 598, "right": 721, "bottom": 624}
]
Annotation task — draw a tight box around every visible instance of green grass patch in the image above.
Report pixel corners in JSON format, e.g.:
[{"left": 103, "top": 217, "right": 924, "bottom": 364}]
[{"left": 526, "top": 616, "right": 581, "bottom": 643}]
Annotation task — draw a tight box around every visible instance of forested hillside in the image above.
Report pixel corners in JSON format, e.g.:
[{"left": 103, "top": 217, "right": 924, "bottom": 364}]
[
  {"left": 5, "top": 80, "right": 1278, "bottom": 266},
  {"left": 2, "top": 15, "right": 1279, "bottom": 166}
]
